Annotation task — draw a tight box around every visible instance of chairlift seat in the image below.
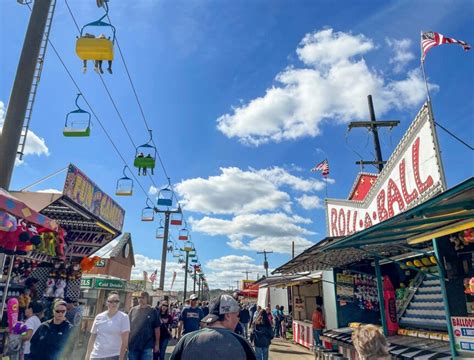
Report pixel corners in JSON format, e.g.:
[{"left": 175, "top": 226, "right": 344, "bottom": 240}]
[
  {"left": 134, "top": 157, "right": 155, "bottom": 169},
  {"left": 63, "top": 126, "right": 91, "bottom": 137},
  {"left": 179, "top": 235, "right": 188, "bottom": 241},
  {"left": 157, "top": 198, "right": 172, "bottom": 207},
  {"left": 76, "top": 38, "right": 114, "bottom": 61},
  {"left": 116, "top": 176, "right": 133, "bottom": 196},
  {"left": 170, "top": 219, "right": 182, "bottom": 226}
]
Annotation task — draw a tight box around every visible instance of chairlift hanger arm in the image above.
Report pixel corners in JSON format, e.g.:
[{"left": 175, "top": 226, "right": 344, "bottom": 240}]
[{"left": 348, "top": 120, "right": 400, "bottom": 130}]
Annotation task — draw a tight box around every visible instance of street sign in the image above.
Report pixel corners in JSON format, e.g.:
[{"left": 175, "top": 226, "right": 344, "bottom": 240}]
[
  {"left": 80, "top": 278, "right": 93, "bottom": 288},
  {"left": 94, "top": 278, "right": 125, "bottom": 290}
]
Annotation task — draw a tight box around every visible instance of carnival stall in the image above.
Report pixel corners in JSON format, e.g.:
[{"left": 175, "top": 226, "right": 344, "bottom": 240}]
[
  {"left": 0, "top": 164, "right": 124, "bottom": 356},
  {"left": 273, "top": 103, "right": 473, "bottom": 358}
]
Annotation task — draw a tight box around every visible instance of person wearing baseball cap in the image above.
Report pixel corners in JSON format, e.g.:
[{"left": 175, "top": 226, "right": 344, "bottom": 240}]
[
  {"left": 171, "top": 294, "right": 256, "bottom": 360},
  {"left": 178, "top": 294, "right": 203, "bottom": 337}
]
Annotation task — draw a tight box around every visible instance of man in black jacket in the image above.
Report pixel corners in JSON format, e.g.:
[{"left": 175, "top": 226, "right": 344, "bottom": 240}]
[
  {"left": 30, "top": 300, "right": 73, "bottom": 360},
  {"left": 239, "top": 305, "right": 251, "bottom": 339}
]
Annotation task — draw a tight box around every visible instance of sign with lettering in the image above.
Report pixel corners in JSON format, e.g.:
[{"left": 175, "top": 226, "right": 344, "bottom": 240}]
[
  {"left": 326, "top": 103, "right": 445, "bottom": 236},
  {"left": 80, "top": 278, "right": 93, "bottom": 288},
  {"left": 63, "top": 164, "right": 125, "bottom": 231},
  {"left": 452, "top": 316, "right": 474, "bottom": 353},
  {"left": 242, "top": 280, "right": 256, "bottom": 290},
  {"left": 94, "top": 278, "right": 125, "bottom": 289}
]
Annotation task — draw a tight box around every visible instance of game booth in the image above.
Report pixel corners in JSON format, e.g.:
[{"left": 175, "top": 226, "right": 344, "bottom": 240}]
[
  {"left": 273, "top": 104, "right": 474, "bottom": 359},
  {"left": 0, "top": 164, "right": 124, "bottom": 357}
]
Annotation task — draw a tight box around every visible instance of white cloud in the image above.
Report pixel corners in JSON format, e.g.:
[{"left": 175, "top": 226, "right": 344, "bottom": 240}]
[
  {"left": 217, "top": 28, "right": 433, "bottom": 146},
  {"left": 37, "top": 188, "right": 62, "bottom": 194},
  {"left": 175, "top": 167, "right": 328, "bottom": 215},
  {"left": 148, "top": 186, "right": 159, "bottom": 195},
  {"left": 386, "top": 38, "right": 415, "bottom": 73},
  {"left": 296, "top": 194, "right": 324, "bottom": 210},
  {"left": 132, "top": 254, "right": 192, "bottom": 291},
  {"left": 205, "top": 255, "right": 267, "bottom": 288},
  {"left": 191, "top": 212, "right": 314, "bottom": 254},
  {"left": 0, "top": 101, "right": 49, "bottom": 163}
]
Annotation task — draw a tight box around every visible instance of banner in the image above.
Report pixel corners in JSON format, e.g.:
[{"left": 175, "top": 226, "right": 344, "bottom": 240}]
[
  {"left": 326, "top": 103, "right": 445, "bottom": 236},
  {"left": 63, "top": 164, "right": 125, "bottom": 231}
]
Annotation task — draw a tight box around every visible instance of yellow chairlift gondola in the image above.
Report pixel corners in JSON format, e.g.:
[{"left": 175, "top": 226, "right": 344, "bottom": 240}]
[
  {"left": 76, "top": 2, "right": 116, "bottom": 72},
  {"left": 141, "top": 200, "right": 155, "bottom": 222},
  {"left": 115, "top": 166, "right": 133, "bottom": 196},
  {"left": 183, "top": 240, "right": 194, "bottom": 252},
  {"left": 64, "top": 93, "right": 91, "bottom": 137},
  {"left": 134, "top": 130, "right": 156, "bottom": 176},
  {"left": 172, "top": 248, "right": 181, "bottom": 258}
]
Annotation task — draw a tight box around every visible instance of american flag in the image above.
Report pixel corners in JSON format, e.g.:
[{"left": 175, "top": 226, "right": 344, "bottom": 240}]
[
  {"left": 149, "top": 269, "right": 157, "bottom": 283},
  {"left": 421, "top": 31, "right": 471, "bottom": 62},
  {"left": 311, "top": 159, "right": 329, "bottom": 177}
]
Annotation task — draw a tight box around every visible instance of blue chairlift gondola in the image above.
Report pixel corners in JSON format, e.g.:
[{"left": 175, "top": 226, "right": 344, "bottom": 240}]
[
  {"left": 116, "top": 166, "right": 133, "bottom": 196},
  {"left": 157, "top": 187, "right": 173, "bottom": 207},
  {"left": 134, "top": 130, "right": 156, "bottom": 176},
  {"left": 64, "top": 93, "right": 91, "bottom": 137},
  {"left": 141, "top": 200, "right": 155, "bottom": 222}
]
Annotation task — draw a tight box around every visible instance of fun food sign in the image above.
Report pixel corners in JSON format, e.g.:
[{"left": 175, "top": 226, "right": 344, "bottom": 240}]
[{"left": 326, "top": 103, "right": 446, "bottom": 237}]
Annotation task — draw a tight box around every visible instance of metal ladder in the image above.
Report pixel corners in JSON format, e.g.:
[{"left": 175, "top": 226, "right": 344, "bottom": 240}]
[
  {"left": 17, "top": 0, "right": 57, "bottom": 160},
  {"left": 396, "top": 270, "right": 425, "bottom": 322}
]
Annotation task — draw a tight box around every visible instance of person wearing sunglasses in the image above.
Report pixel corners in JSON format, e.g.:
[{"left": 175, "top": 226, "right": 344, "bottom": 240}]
[
  {"left": 30, "top": 300, "right": 73, "bottom": 360},
  {"left": 85, "top": 291, "right": 130, "bottom": 360},
  {"left": 155, "top": 301, "right": 173, "bottom": 360}
]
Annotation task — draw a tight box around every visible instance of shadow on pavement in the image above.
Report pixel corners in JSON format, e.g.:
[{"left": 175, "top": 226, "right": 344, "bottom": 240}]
[{"left": 270, "top": 348, "right": 313, "bottom": 356}]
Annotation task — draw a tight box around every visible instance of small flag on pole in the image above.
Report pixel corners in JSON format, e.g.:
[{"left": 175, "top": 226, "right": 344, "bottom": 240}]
[
  {"left": 421, "top": 31, "right": 471, "bottom": 62},
  {"left": 311, "top": 159, "right": 329, "bottom": 177},
  {"left": 149, "top": 269, "right": 157, "bottom": 283}
]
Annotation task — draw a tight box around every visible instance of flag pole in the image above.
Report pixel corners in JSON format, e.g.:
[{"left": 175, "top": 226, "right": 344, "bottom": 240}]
[
  {"left": 324, "top": 176, "right": 328, "bottom": 198},
  {"left": 420, "top": 31, "right": 432, "bottom": 103}
]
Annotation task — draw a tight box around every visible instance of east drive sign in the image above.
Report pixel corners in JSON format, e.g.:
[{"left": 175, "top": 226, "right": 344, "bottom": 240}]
[{"left": 326, "top": 103, "right": 446, "bottom": 237}]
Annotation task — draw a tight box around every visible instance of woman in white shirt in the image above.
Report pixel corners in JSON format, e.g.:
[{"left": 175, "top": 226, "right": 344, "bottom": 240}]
[
  {"left": 85, "top": 291, "right": 130, "bottom": 360},
  {"left": 22, "top": 301, "right": 44, "bottom": 360}
]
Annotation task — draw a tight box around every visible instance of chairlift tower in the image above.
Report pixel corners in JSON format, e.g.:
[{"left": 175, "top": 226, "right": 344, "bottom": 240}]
[
  {"left": 348, "top": 95, "right": 400, "bottom": 173},
  {"left": 0, "top": 0, "right": 56, "bottom": 189}
]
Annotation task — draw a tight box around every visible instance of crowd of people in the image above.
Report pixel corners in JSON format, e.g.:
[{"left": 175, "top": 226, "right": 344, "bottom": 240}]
[{"left": 14, "top": 290, "right": 391, "bottom": 360}]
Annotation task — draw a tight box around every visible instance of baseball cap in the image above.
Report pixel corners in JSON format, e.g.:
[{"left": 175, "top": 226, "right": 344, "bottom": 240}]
[
  {"left": 189, "top": 294, "right": 199, "bottom": 301},
  {"left": 201, "top": 294, "right": 240, "bottom": 324}
]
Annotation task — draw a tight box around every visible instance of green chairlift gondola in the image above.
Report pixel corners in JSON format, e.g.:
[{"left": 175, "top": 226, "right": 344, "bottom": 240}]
[
  {"left": 64, "top": 93, "right": 91, "bottom": 137},
  {"left": 134, "top": 130, "right": 156, "bottom": 176},
  {"left": 115, "top": 166, "right": 133, "bottom": 196}
]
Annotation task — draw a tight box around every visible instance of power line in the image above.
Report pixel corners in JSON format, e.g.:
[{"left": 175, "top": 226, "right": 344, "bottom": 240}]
[{"left": 24, "top": 2, "right": 157, "bottom": 210}]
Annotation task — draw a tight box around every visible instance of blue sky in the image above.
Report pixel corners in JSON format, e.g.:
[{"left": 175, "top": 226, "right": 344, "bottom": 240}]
[{"left": 1, "top": 0, "right": 473, "bottom": 290}]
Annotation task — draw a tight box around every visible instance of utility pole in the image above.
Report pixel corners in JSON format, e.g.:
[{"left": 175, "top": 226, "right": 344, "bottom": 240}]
[
  {"left": 235, "top": 280, "right": 240, "bottom": 290},
  {"left": 257, "top": 250, "right": 273, "bottom": 277},
  {"left": 182, "top": 250, "right": 190, "bottom": 303},
  {"left": 348, "top": 95, "right": 399, "bottom": 173},
  {"left": 156, "top": 207, "right": 182, "bottom": 290},
  {"left": 242, "top": 271, "right": 252, "bottom": 280},
  {"left": 0, "top": 0, "right": 53, "bottom": 189},
  {"left": 292, "top": 241, "right": 295, "bottom": 258}
]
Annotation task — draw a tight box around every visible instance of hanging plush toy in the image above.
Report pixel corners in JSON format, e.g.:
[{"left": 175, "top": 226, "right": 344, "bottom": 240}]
[
  {"left": 54, "top": 279, "right": 67, "bottom": 299},
  {"left": 7, "top": 298, "right": 19, "bottom": 332},
  {"left": 44, "top": 278, "right": 56, "bottom": 298},
  {"left": 0, "top": 211, "right": 17, "bottom": 232},
  {"left": 56, "top": 227, "right": 67, "bottom": 259}
]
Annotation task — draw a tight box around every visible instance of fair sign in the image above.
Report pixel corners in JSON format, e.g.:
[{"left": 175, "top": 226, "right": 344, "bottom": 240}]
[
  {"left": 452, "top": 316, "right": 474, "bottom": 353},
  {"left": 326, "top": 103, "right": 446, "bottom": 237}
]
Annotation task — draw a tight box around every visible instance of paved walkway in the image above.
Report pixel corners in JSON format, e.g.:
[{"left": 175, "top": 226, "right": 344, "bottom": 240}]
[
  {"left": 164, "top": 337, "right": 314, "bottom": 359},
  {"left": 269, "top": 338, "right": 314, "bottom": 359}
]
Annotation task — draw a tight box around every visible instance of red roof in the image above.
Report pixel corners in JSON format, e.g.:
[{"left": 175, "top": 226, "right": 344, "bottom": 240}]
[{"left": 347, "top": 172, "right": 378, "bottom": 201}]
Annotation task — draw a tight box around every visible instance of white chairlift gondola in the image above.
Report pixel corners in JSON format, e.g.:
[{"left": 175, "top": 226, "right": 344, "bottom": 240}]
[
  {"left": 156, "top": 220, "right": 165, "bottom": 239},
  {"left": 115, "top": 165, "right": 133, "bottom": 196},
  {"left": 170, "top": 207, "right": 183, "bottom": 226},
  {"left": 64, "top": 93, "right": 91, "bottom": 137},
  {"left": 141, "top": 200, "right": 155, "bottom": 222},
  {"left": 178, "top": 227, "right": 189, "bottom": 241}
]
